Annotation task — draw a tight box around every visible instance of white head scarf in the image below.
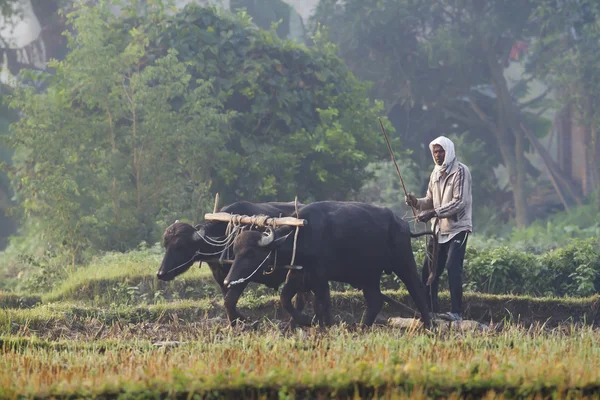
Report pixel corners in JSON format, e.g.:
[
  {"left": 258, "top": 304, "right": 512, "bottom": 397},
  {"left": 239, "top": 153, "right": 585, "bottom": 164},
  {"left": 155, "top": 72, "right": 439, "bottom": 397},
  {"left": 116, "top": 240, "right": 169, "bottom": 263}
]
[{"left": 429, "top": 136, "right": 456, "bottom": 177}]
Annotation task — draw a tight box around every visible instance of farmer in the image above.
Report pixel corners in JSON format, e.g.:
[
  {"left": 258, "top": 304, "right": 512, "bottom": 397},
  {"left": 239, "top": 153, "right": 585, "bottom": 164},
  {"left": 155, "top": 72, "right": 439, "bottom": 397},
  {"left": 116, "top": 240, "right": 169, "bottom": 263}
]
[{"left": 405, "top": 136, "right": 472, "bottom": 322}]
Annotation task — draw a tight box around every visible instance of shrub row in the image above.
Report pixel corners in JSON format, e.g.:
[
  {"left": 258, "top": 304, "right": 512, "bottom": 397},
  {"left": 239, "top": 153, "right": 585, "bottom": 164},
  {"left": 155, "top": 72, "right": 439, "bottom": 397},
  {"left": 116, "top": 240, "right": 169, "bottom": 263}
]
[
  {"left": 3, "top": 237, "right": 599, "bottom": 308},
  {"left": 374, "top": 237, "right": 600, "bottom": 298}
]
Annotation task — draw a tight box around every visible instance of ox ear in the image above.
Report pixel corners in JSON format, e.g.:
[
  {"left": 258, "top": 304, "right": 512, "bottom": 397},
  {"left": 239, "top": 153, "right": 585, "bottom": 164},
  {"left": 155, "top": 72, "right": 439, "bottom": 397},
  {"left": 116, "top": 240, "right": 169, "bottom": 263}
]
[{"left": 192, "top": 225, "right": 205, "bottom": 241}]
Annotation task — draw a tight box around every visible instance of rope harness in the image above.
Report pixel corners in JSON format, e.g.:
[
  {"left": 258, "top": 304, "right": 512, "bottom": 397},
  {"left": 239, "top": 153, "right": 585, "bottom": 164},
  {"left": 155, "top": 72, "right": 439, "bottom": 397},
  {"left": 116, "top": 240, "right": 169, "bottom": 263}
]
[
  {"left": 227, "top": 250, "right": 273, "bottom": 286},
  {"left": 229, "top": 200, "right": 303, "bottom": 283},
  {"left": 176, "top": 203, "right": 305, "bottom": 286},
  {"left": 167, "top": 227, "right": 241, "bottom": 274}
]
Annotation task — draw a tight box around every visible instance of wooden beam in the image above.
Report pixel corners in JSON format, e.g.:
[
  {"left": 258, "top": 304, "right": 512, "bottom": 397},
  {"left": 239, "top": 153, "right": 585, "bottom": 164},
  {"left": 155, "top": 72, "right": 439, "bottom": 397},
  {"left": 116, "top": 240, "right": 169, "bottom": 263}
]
[{"left": 204, "top": 212, "right": 308, "bottom": 227}]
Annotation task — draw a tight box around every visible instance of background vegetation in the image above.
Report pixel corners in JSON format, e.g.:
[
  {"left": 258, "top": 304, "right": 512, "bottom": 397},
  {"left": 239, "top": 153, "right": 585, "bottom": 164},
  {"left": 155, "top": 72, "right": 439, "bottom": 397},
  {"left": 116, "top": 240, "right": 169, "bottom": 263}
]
[
  {"left": 0, "top": 0, "right": 597, "bottom": 302},
  {"left": 1, "top": 1, "right": 600, "bottom": 398}
]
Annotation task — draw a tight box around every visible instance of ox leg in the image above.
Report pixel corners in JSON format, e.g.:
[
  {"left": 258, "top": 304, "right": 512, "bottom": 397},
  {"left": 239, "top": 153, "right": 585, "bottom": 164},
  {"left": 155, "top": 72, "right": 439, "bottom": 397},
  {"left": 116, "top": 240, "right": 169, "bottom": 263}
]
[
  {"left": 395, "top": 261, "right": 432, "bottom": 329},
  {"left": 281, "top": 271, "right": 313, "bottom": 326},
  {"left": 224, "top": 282, "right": 249, "bottom": 325},
  {"left": 208, "top": 262, "right": 230, "bottom": 297},
  {"left": 362, "top": 282, "right": 384, "bottom": 326},
  {"left": 312, "top": 281, "right": 333, "bottom": 327}
]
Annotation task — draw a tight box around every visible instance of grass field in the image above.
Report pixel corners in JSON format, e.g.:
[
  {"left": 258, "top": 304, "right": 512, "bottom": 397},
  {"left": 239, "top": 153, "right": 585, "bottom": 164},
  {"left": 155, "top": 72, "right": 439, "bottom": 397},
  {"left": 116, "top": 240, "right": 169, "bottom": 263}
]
[
  {"left": 2, "top": 251, "right": 600, "bottom": 398},
  {"left": 2, "top": 323, "right": 600, "bottom": 398}
]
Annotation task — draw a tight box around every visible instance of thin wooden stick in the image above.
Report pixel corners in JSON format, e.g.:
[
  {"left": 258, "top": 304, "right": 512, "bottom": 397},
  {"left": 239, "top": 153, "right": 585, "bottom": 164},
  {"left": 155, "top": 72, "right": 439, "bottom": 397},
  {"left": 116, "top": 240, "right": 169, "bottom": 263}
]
[
  {"left": 378, "top": 117, "right": 417, "bottom": 220},
  {"left": 378, "top": 117, "right": 435, "bottom": 284},
  {"left": 213, "top": 193, "right": 220, "bottom": 213},
  {"left": 290, "top": 196, "right": 301, "bottom": 267}
]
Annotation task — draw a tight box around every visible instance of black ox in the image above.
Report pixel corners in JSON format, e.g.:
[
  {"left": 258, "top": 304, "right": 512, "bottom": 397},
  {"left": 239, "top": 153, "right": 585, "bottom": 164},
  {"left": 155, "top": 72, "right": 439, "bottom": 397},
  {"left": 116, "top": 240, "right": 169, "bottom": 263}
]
[
  {"left": 156, "top": 200, "right": 417, "bottom": 326},
  {"left": 156, "top": 201, "right": 308, "bottom": 324},
  {"left": 223, "top": 201, "right": 433, "bottom": 328}
]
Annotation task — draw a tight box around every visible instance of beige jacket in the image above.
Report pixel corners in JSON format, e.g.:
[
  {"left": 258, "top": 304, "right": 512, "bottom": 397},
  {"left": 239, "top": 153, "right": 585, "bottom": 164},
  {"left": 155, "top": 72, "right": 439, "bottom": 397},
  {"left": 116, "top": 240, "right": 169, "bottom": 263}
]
[{"left": 416, "top": 137, "right": 472, "bottom": 241}]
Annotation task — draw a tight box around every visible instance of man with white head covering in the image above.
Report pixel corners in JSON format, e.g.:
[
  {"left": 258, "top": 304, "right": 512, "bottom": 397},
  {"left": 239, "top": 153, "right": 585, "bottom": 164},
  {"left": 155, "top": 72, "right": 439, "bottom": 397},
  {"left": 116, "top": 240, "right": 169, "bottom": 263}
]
[{"left": 405, "top": 136, "right": 472, "bottom": 321}]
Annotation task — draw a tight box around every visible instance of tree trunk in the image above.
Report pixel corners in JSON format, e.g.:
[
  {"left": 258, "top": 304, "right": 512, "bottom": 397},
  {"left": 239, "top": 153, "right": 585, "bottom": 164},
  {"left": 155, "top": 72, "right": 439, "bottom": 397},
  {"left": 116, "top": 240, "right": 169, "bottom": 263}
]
[
  {"left": 106, "top": 107, "right": 119, "bottom": 219},
  {"left": 482, "top": 36, "right": 530, "bottom": 227},
  {"left": 129, "top": 81, "right": 142, "bottom": 212},
  {"left": 521, "top": 122, "right": 583, "bottom": 206},
  {"left": 584, "top": 95, "right": 599, "bottom": 196},
  {"left": 513, "top": 123, "right": 529, "bottom": 226}
]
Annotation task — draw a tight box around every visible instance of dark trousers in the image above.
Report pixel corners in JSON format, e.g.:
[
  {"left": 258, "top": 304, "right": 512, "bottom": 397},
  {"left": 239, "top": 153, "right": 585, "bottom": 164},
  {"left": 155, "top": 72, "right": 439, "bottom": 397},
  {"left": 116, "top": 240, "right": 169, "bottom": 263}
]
[{"left": 421, "top": 230, "right": 469, "bottom": 314}]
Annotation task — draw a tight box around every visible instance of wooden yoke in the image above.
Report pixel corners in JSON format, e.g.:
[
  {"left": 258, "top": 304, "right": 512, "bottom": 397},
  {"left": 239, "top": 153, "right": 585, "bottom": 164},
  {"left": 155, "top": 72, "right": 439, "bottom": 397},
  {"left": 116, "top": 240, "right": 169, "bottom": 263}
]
[
  {"left": 203, "top": 212, "right": 308, "bottom": 227},
  {"left": 204, "top": 196, "right": 306, "bottom": 271}
]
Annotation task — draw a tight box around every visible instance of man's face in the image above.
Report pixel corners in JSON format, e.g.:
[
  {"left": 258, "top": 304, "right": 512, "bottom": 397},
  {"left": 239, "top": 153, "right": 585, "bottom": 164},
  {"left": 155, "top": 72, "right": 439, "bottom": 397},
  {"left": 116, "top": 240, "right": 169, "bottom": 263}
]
[{"left": 432, "top": 144, "right": 445, "bottom": 165}]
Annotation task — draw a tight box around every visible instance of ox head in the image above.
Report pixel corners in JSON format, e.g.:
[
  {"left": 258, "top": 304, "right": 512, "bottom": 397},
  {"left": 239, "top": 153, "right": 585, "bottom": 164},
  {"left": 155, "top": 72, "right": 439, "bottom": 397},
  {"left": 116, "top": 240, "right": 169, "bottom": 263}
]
[
  {"left": 223, "top": 227, "right": 289, "bottom": 287},
  {"left": 156, "top": 220, "right": 207, "bottom": 281}
]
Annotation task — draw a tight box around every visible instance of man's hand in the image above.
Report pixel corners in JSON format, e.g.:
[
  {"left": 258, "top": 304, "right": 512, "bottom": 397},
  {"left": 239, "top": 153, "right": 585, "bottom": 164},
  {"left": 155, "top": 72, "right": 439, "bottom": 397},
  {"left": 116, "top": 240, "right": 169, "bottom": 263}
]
[
  {"left": 405, "top": 193, "right": 418, "bottom": 208},
  {"left": 417, "top": 209, "right": 436, "bottom": 223}
]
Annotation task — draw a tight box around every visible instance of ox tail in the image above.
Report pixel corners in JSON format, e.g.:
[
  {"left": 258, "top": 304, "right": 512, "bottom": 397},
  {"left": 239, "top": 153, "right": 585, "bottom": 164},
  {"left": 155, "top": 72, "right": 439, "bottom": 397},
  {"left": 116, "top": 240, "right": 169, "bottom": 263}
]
[{"left": 410, "top": 230, "right": 434, "bottom": 238}]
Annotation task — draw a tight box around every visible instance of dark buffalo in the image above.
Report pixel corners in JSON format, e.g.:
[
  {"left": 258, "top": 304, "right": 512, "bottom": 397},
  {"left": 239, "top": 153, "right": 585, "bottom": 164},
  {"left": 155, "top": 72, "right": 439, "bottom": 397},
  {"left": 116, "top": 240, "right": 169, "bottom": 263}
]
[
  {"left": 156, "top": 200, "right": 307, "bottom": 324},
  {"left": 223, "top": 201, "right": 433, "bottom": 328}
]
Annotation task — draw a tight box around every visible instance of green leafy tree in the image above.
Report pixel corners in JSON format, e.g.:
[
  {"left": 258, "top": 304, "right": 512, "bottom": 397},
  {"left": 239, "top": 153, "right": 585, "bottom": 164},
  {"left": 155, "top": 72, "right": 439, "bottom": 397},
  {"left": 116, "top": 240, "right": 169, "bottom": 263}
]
[
  {"left": 529, "top": 0, "right": 600, "bottom": 197},
  {"left": 145, "top": 4, "right": 392, "bottom": 204},
  {"left": 6, "top": 1, "right": 392, "bottom": 259},
  {"left": 230, "top": 0, "right": 306, "bottom": 42},
  {"left": 312, "top": 0, "right": 554, "bottom": 227},
  {"left": 7, "top": 1, "right": 231, "bottom": 261}
]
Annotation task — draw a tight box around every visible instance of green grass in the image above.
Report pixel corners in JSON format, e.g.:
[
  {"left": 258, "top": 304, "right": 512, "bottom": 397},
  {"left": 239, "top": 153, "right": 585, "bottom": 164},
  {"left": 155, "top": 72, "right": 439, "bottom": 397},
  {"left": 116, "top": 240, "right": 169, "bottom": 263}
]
[
  {"left": 0, "top": 291, "right": 41, "bottom": 309},
  {"left": 41, "top": 255, "right": 216, "bottom": 305}
]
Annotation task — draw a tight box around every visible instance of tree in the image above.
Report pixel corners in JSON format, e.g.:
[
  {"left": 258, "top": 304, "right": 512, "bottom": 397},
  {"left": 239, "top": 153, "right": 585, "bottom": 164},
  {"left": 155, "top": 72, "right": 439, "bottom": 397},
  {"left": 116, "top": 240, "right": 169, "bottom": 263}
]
[
  {"left": 529, "top": 0, "right": 600, "bottom": 199},
  {"left": 312, "top": 0, "right": 553, "bottom": 227},
  {"left": 144, "top": 4, "right": 392, "bottom": 204},
  {"left": 6, "top": 1, "right": 392, "bottom": 258},
  {"left": 7, "top": 1, "right": 231, "bottom": 261},
  {"left": 230, "top": 0, "right": 307, "bottom": 42}
]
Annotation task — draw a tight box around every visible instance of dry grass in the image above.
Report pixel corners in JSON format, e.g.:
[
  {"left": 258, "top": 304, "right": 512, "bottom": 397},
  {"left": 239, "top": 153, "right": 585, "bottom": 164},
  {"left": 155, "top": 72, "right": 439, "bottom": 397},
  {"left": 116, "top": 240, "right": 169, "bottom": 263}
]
[{"left": 1, "top": 324, "right": 600, "bottom": 398}]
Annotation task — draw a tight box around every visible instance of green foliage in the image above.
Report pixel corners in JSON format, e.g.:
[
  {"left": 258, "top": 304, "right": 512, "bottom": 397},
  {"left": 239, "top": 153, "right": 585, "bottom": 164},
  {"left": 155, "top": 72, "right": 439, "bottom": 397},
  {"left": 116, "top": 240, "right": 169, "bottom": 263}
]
[
  {"left": 311, "top": 0, "right": 549, "bottom": 226},
  {"left": 529, "top": 0, "right": 600, "bottom": 192},
  {"left": 530, "top": 0, "right": 600, "bottom": 116},
  {"left": 8, "top": 1, "right": 231, "bottom": 258},
  {"left": 353, "top": 158, "right": 420, "bottom": 216},
  {"left": 460, "top": 238, "right": 600, "bottom": 298},
  {"left": 0, "top": 219, "right": 66, "bottom": 293},
  {"left": 0, "top": 291, "right": 41, "bottom": 309},
  {"left": 4, "top": 232, "right": 599, "bottom": 302},
  {"left": 230, "top": 0, "right": 306, "bottom": 42},
  {"left": 5, "top": 2, "right": 392, "bottom": 258},
  {"left": 146, "top": 4, "right": 392, "bottom": 203},
  {"left": 0, "top": 96, "right": 17, "bottom": 250},
  {"left": 504, "top": 204, "right": 600, "bottom": 252}
]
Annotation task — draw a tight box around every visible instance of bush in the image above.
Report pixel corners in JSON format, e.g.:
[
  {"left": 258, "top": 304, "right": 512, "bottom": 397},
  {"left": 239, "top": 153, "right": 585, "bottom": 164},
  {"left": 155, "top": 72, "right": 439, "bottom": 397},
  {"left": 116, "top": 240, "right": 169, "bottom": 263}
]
[
  {"left": 503, "top": 204, "right": 600, "bottom": 253},
  {"left": 537, "top": 238, "right": 600, "bottom": 297},
  {"left": 462, "top": 246, "right": 539, "bottom": 295},
  {"left": 422, "top": 237, "right": 600, "bottom": 298}
]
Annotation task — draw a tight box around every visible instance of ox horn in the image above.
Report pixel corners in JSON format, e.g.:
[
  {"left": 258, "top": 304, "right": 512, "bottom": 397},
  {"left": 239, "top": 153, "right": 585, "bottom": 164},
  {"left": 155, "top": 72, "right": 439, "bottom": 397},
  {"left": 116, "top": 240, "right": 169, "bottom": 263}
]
[
  {"left": 258, "top": 228, "right": 275, "bottom": 247},
  {"left": 192, "top": 226, "right": 205, "bottom": 241}
]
